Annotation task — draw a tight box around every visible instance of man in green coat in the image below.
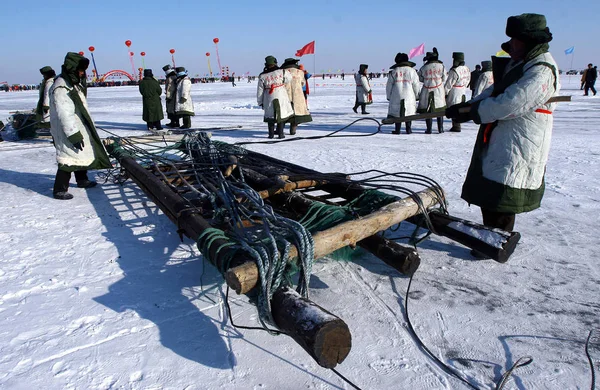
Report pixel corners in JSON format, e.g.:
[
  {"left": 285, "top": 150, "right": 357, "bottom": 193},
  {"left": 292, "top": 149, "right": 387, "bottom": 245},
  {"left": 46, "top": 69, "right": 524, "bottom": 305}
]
[
  {"left": 139, "top": 69, "right": 164, "bottom": 130},
  {"left": 446, "top": 13, "right": 559, "bottom": 238},
  {"left": 36, "top": 66, "right": 56, "bottom": 130},
  {"left": 49, "top": 52, "right": 111, "bottom": 200}
]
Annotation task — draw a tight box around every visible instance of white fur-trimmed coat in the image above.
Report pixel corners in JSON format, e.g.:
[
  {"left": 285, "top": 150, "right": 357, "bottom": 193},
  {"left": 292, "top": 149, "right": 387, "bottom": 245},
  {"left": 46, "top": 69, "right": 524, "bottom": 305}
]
[
  {"left": 386, "top": 66, "right": 420, "bottom": 117},
  {"left": 257, "top": 68, "right": 294, "bottom": 123},
  {"left": 445, "top": 65, "right": 471, "bottom": 106},
  {"left": 473, "top": 70, "right": 493, "bottom": 98},
  {"left": 49, "top": 77, "right": 106, "bottom": 168},
  {"left": 471, "top": 52, "right": 560, "bottom": 191},
  {"left": 417, "top": 61, "right": 447, "bottom": 112},
  {"left": 175, "top": 76, "right": 195, "bottom": 115},
  {"left": 40, "top": 78, "right": 54, "bottom": 123}
]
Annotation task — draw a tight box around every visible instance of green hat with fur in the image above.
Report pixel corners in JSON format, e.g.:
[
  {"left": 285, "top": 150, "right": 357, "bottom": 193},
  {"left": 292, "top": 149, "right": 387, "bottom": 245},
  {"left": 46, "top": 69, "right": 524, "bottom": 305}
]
[
  {"left": 265, "top": 56, "right": 277, "bottom": 66},
  {"left": 40, "top": 66, "right": 54, "bottom": 74},
  {"left": 505, "top": 13, "right": 553, "bottom": 44}
]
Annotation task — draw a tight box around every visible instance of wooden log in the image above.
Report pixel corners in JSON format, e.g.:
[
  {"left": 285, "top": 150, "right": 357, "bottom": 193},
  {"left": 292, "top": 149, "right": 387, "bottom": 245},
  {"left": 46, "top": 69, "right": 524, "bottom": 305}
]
[
  {"left": 226, "top": 187, "right": 440, "bottom": 294},
  {"left": 271, "top": 287, "right": 351, "bottom": 368},
  {"left": 270, "top": 191, "right": 421, "bottom": 276},
  {"left": 412, "top": 211, "right": 521, "bottom": 263},
  {"left": 357, "top": 235, "right": 420, "bottom": 276},
  {"left": 381, "top": 95, "right": 572, "bottom": 124},
  {"left": 257, "top": 179, "right": 328, "bottom": 199}
]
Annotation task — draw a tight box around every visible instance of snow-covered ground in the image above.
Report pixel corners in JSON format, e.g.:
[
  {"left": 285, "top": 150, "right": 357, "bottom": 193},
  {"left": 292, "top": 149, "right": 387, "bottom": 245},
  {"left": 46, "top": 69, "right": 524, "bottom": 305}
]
[{"left": 0, "top": 75, "right": 598, "bottom": 390}]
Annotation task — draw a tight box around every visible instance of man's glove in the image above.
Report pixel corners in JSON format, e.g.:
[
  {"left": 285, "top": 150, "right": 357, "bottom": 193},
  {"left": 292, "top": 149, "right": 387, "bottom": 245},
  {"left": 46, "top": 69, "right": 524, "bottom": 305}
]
[
  {"left": 43, "top": 107, "right": 49, "bottom": 114},
  {"left": 180, "top": 97, "right": 187, "bottom": 103},
  {"left": 73, "top": 140, "right": 84, "bottom": 151},
  {"left": 445, "top": 102, "right": 472, "bottom": 123}
]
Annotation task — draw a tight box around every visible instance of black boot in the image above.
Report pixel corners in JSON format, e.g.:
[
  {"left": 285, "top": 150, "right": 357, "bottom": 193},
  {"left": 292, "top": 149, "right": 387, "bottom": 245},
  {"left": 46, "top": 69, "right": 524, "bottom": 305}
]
[
  {"left": 361, "top": 104, "right": 370, "bottom": 115},
  {"left": 437, "top": 117, "right": 444, "bottom": 133},
  {"left": 268, "top": 123, "right": 275, "bottom": 139},
  {"left": 449, "top": 120, "right": 461, "bottom": 132},
  {"left": 392, "top": 123, "right": 401, "bottom": 134},
  {"left": 180, "top": 116, "right": 192, "bottom": 129},
  {"left": 53, "top": 169, "right": 73, "bottom": 199},
  {"left": 155, "top": 121, "right": 163, "bottom": 130},
  {"left": 75, "top": 170, "right": 97, "bottom": 188},
  {"left": 290, "top": 124, "right": 297, "bottom": 135},
  {"left": 276, "top": 123, "right": 285, "bottom": 139},
  {"left": 352, "top": 99, "right": 359, "bottom": 113},
  {"left": 405, "top": 121, "right": 412, "bottom": 134},
  {"left": 147, "top": 122, "right": 152, "bottom": 130},
  {"left": 425, "top": 119, "right": 432, "bottom": 134}
]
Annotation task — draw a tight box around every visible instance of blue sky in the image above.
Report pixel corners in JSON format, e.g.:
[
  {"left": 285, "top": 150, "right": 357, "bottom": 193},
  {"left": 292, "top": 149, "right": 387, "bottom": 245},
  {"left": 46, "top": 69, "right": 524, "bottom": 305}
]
[{"left": 1, "top": 0, "right": 597, "bottom": 84}]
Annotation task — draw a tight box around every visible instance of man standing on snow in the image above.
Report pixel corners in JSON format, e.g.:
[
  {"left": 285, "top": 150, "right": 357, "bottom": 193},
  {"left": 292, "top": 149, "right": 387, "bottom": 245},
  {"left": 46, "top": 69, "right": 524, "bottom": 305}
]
[
  {"left": 49, "top": 52, "right": 111, "bottom": 200},
  {"left": 257, "top": 55, "right": 294, "bottom": 139},
  {"left": 417, "top": 48, "right": 447, "bottom": 133},
  {"left": 473, "top": 61, "right": 493, "bottom": 98},
  {"left": 444, "top": 52, "right": 471, "bottom": 132},
  {"left": 139, "top": 69, "right": 164, "bottom": 131},
  {"left": 386, "top": 53, "right": 420, "bottom": 134},
  {"left": 352, "top": 64, "right": 372, "bottom": 114},
  {"left": 468, "top": 64, "right": 482, "bottom": 98},
  {"left": 163, "top": 65, "right": 179, "bottom": 128},
  {"left": 446, "top": 13, "right": 560, "bottom": 237},
  {"left": 174, "top": 67, "right": 194, "bottom": 129},
  {"left": 36, "top": 66, "right": 56, "bottom": 129},
  {"left": 281, "top": 58, "right": 312, "bottom": 135},
  {"left": 583, "top": 63, "right": 597, "bottom": 96}
]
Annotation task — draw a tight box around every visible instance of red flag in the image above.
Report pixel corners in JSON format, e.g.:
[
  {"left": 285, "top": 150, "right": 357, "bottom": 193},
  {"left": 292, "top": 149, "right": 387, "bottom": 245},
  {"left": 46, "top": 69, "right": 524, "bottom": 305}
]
[{"left": 295, "top": 41, "right": 315, "bottom": 57}]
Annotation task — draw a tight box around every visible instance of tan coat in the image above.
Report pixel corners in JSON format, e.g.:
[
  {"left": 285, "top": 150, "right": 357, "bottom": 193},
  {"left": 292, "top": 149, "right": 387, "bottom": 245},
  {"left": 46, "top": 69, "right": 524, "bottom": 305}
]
[{"left": 284, "top": 67, "right": 312, "bottom": 124}]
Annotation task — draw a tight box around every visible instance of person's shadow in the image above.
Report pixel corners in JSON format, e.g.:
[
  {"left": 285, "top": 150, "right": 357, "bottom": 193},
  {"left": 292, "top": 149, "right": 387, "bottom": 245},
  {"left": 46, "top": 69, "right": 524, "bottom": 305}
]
[
  {"left": 0, "top": 167, "right": 233, "bottom": 368},
  {"left": 89, "top": 180, "right": 234, "bottom": 368}
]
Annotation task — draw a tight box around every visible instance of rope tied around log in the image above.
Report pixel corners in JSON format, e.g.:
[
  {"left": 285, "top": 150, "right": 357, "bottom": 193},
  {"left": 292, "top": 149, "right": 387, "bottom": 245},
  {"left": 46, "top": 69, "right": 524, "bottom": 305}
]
[{"left": 106, "top": 132, "right": 317, "bottom": 330}]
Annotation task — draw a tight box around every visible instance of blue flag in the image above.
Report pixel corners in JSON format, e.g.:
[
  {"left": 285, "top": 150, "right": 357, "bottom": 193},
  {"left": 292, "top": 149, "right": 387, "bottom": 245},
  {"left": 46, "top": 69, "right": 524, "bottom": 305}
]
[{"left": 565, "top": 46, "right": 575, "bottom": 55}]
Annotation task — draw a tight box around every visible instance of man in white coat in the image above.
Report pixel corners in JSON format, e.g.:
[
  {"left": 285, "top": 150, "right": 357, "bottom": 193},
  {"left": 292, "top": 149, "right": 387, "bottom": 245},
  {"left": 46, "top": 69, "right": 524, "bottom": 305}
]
[
  {"left": 257, "top": 56, "right": 294, "bottom": 139},
  {"left": 386, "top": 53, "right": 420, "bottom": 134},
  {"left": 473, "top": 60, "right": 493, "bottom": 98},
  {"left": 446, "top": 13, "right": 559, "bottom": 239},
  {"left": 163, "top": 65, "right": 179, "bottom": 128},
  {"left": 418, "top": 48, "right": 447, "bottom": 133},
  {"left": 444, "top": 52, "right": 471, "bottom": 132},
  {"left": 352, "top": 64, "right": 372, "bottom": 114},
  {"left": 36, "top": 66, "right": 55, "bottom": 129},
  {"left": 174, "top": 67, "right": 194, "bottom": 129},
  {"left": 49, "top": 52, "right": 111, "bottom": 200}
]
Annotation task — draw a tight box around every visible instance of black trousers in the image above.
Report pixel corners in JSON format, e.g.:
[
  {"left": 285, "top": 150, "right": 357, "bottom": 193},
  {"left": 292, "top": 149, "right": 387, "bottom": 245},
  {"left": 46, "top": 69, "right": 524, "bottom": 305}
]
[
  {"left": 53, "top": 169, "right": 88, "bottom": 194},
  {"left": 584, "top": 81, "right": 596, "bottom": 95},
  {"left": 481, "top": 208, "right": 516, "bottom": 231}
]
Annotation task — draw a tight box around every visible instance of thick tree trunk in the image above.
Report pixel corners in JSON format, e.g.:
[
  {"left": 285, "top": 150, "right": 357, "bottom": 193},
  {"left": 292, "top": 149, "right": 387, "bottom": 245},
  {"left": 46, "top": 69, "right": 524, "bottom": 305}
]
[
  {"left": 272, "top": 287, "right": 352, "bottom": 368},
  {"left": 226, "top": 187, "right": 440, "bottom": 294}
]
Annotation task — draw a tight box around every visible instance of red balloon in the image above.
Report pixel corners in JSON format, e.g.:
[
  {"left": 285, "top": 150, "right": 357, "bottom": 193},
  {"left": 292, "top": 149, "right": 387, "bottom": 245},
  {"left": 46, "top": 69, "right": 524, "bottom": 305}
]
[
  {"left": 169, "top": 49, "right": 175, "bottom": 54},
  {"left": 125, "top": 40, "right": 132, "bottom": 47},
  {"left": 205, "top": 52, "right": 210, "bottom": 57},
  {"left": 129, "top": 51, "right": 134, "bottom": 56},
  {"left": 140, "top": 52, "right": 146, "bottom": 56},
  {"left": 78, "top": 51, "right": 84, "bottom": 56},
  {"left": 138, "top": 67, "right": 143, "bottom": 71},
  {"left": 213, "top": 38, "right": 219, "bottom": 44},
  {"left": 89, "top": 46, "right": 95, "bottom": 52}
]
